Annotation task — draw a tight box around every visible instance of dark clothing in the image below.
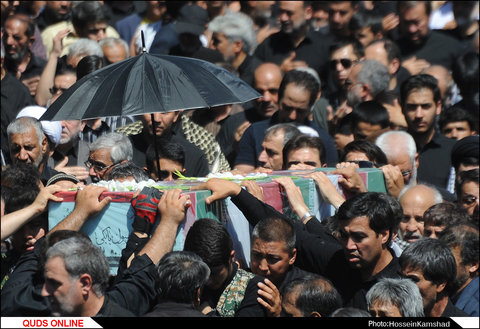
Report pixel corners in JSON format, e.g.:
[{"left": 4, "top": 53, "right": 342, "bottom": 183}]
[
  {"left": 144, "top": 302, "right": 205, "bottom": 317},
  {"left": 216, "top": 107, "right": 269, "bottom": 168},
  {"left": 1, "top": 72, "right": 34, "bottom": 165},
  {"left": 275, "top": 265, "right": 315, "bottom": 293},
  {"left": 234, "top": 111, "right": 338, "bottom": 168},
  {"left": 230, "top": 188, "right": 400, "bottom": 311},
  {"left": 40, "top": 165, "right": 62, "bottom": 186},
  {"left": 5, "top": 53, "right": 47, "bottom": 82},
  {"left": 201, "top": 262, "right": 267, "bottom": 317},
  {"left": 237, "top": 54, "right": 262, "bottom": 87},
  {"left": 49, "top": 138, "right": 90, "bottom": 168},
  {"left": 254, "top": 29, "right": 331, "bottom": 85},
  {"left": 396, "top": 30, "right": 466, "bottom": 71},
  {"left": 169, "top": 44, "right": 224, "bottom": 64},
  {"left": 1, "top": 236, "right": 158, "bottom": 317},
  {"left": 441, "top": 298, "right": 469, "bottom": 317},
  {"left": 129, "top": 131, "right": 210, "bottom": 178},
  {"left": 149, "top": 22, "right": 179, "bottom": 55},
  {"left": 438, "top": 27, "right": 477, "bottom": 55},
  {"left": 96, "top": 296, "right": 135, "bottom": 317},
  {"left": 416, "top": 130, "right": 456, "bottom": 190},
  {"left": 325, "top": 248, "right": 400, "bottom": 310}
]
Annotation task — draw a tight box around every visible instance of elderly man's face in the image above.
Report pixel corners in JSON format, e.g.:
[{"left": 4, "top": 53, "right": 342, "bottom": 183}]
[
  {"left": 60, "top": 120, "right": 84, "bottom": 145},
  {"left": 86, "top": 148, "right": 114, "bottom": 182},
  {"left": 3, "top": 17, "right": 31, "bottom": 61},
  {"left": 42, "top": 256, "right": 84, "bottom": 316},
  {"left": 9, "top": 126, "right": 47, "bottom": 168},
  {"left": 399, "top": 186, "right": 437, "bottom": 244},
  {"left": 258, "top": 131, "right": 285, "bottom": 170}
]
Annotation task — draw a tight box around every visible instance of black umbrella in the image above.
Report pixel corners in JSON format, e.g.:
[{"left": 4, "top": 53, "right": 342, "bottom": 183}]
[
  {"left": 41, "top": 53, "right": 260, "bottom": 121},
  {"left": 41, "top": 33, "right": 260, "bottom": 178}
]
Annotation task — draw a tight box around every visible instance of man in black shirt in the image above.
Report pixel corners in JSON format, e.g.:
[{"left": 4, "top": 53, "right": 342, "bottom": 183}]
[
  {"left": 253, "top": 1, "right": 330, "bottom": 83},
  {"left": 401, "top": 74, "right": 456, "bottom": 190},
  {"left": 194, "top": 179, "right": 401, "bottom": 311},
  {"left": 120, "top": 112, "right": 210, "bottom": 178},
  {"left": 3, "top": 14, "right": 46, "bottom": 97},
  {"left": 396, "top": 1, "right": 467, "bottom": 72}
]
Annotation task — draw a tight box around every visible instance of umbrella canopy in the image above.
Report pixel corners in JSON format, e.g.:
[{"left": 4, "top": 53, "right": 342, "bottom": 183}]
[{"left": 40, "top": 52, "right": 261, "bottom": 121}]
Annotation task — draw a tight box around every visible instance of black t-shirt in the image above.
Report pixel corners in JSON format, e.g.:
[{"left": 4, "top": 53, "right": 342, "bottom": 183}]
[
  {"left": 254, "top": 29, "right": 332, "bottom": 82},
  {"left": 396, "top": 30, "right": 466, "bottom": 71}
]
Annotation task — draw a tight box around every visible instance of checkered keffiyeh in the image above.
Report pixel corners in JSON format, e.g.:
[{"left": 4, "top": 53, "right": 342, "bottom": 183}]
[{"left": 116, "top": 115, "right": 230, "bottom": 173}]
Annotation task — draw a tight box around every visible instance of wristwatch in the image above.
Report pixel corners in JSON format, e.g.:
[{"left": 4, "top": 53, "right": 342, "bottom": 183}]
[{"left": 300, "top": 211, "right": 315, "bottom": 224}]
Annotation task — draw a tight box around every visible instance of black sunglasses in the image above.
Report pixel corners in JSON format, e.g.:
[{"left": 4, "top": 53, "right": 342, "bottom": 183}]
[{"left": 330, "top": 58, "right": 357, "bottom": 70}]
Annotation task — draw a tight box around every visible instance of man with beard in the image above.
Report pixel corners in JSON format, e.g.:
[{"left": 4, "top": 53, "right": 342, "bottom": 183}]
[
  {"left": 7, "top": 116, "right": 61, "bottom": 185},
  {"left": 41, "top": 66, "right": 90, "bottom": 182},
  {"left": 208, "top": 11, "right": 261, "bottom": 87},
  {"left": 35, "top": 1, "right": 72, "bottom": 32},
  {"left": 253, "top": 1, "right": 330, "bottom": 84},
  {"left": 125, "top": 112, "right": 209, "bottom": 178},
  {"left": 345, "top": 59, "right": 390, "bottom": 109},
  {"left": 439, "top": 222, "right": 479, "bottom": 316},
  {"left": 3, "top": 13, "right": 46, "bottom": 97},
  {"left": 395, "top": 1, "right": 466, "bottom": 74},
  {"left": 397, "top": 184, "right": 442, "bottom": 251}
]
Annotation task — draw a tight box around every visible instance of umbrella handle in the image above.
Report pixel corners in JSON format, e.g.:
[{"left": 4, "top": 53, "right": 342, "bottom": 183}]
[{"left": 141, "top": 30, "right": 147, "bottom": 53}]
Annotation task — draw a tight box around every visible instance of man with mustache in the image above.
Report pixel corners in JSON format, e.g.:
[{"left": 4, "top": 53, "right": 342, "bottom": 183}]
[
  {"left": 397, "top": 184, "right": 442, "bottom": 250},
  {"left": 395, "top": 1, "right": 466, "bottom": 75}
]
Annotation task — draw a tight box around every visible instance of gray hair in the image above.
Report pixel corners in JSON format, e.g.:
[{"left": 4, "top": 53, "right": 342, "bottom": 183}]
[
  {"left": 156, "top": 251, "right": 210, "bottom": 304},
  {"left": 46, "top": 236, "right": 110, "bottom": 296},
  {"left": 89, "top": 132, "right": 133, "bottom": 163},
  {"left": 208, "top": 11, "right": 257, "bottom": 54},
  {"left": 68, "top": 38, "right": 104, "bottom": 59},
  {"left": 7, "top": 117, "right": 45, "bottom": 146},
  {"left": 398, "top": 183, "right": 443, "bottom": 204},
  {"left": 265, "top": 123, "right": 301, "bottom": 146},
  {"left": 376, "top": 130, "right": 417, "bottom": 163},
  {"left": 99, "top": 37, "right": 129, "bottom": 58},
  {"left": 107, "top": 161, "right": 149, "bottom": 182},
  {"left": 366, "top": 277, "right": 425, "bottom": 317},
  {"left": 357, "top": 60, "right": 390, "bottom": 98}
]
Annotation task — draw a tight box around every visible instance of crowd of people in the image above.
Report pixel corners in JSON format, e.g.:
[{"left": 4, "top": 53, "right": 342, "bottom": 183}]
[{"left": 1, "top": 0, "right": 479, "bottom": 320}]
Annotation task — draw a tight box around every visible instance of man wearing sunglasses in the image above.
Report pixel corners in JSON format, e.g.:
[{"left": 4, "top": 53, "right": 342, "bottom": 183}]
[
  {"left": 85, "top": 132, "right": 133, "bottom": 183},
  {"left": 325, "top": 38, "right": 364, "bottom": 127}
]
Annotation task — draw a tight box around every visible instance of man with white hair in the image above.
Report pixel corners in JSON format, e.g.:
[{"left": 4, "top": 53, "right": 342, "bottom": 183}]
[
  {"left": 397, "top": 184, "right": 443, "bottom": 250},
  {"left": 346, "top": 59, "right": 390, "bottom": 108},
  {"left": 7, "top": 115, "right": 62, "bottom": 185},
  {"left": 85, "top": 132, "right": 133, "bottom": 183},
  {"left": 208, "top": 11, "right": 261, "bottom": 86},
  {"left": 376, "top": 130, "right": 418, "bottom": 198}
]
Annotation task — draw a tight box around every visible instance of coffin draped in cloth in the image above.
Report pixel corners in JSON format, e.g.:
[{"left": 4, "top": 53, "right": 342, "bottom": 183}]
[{"left": 48, "top": 168, "right": 386, "bottom": 274}]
